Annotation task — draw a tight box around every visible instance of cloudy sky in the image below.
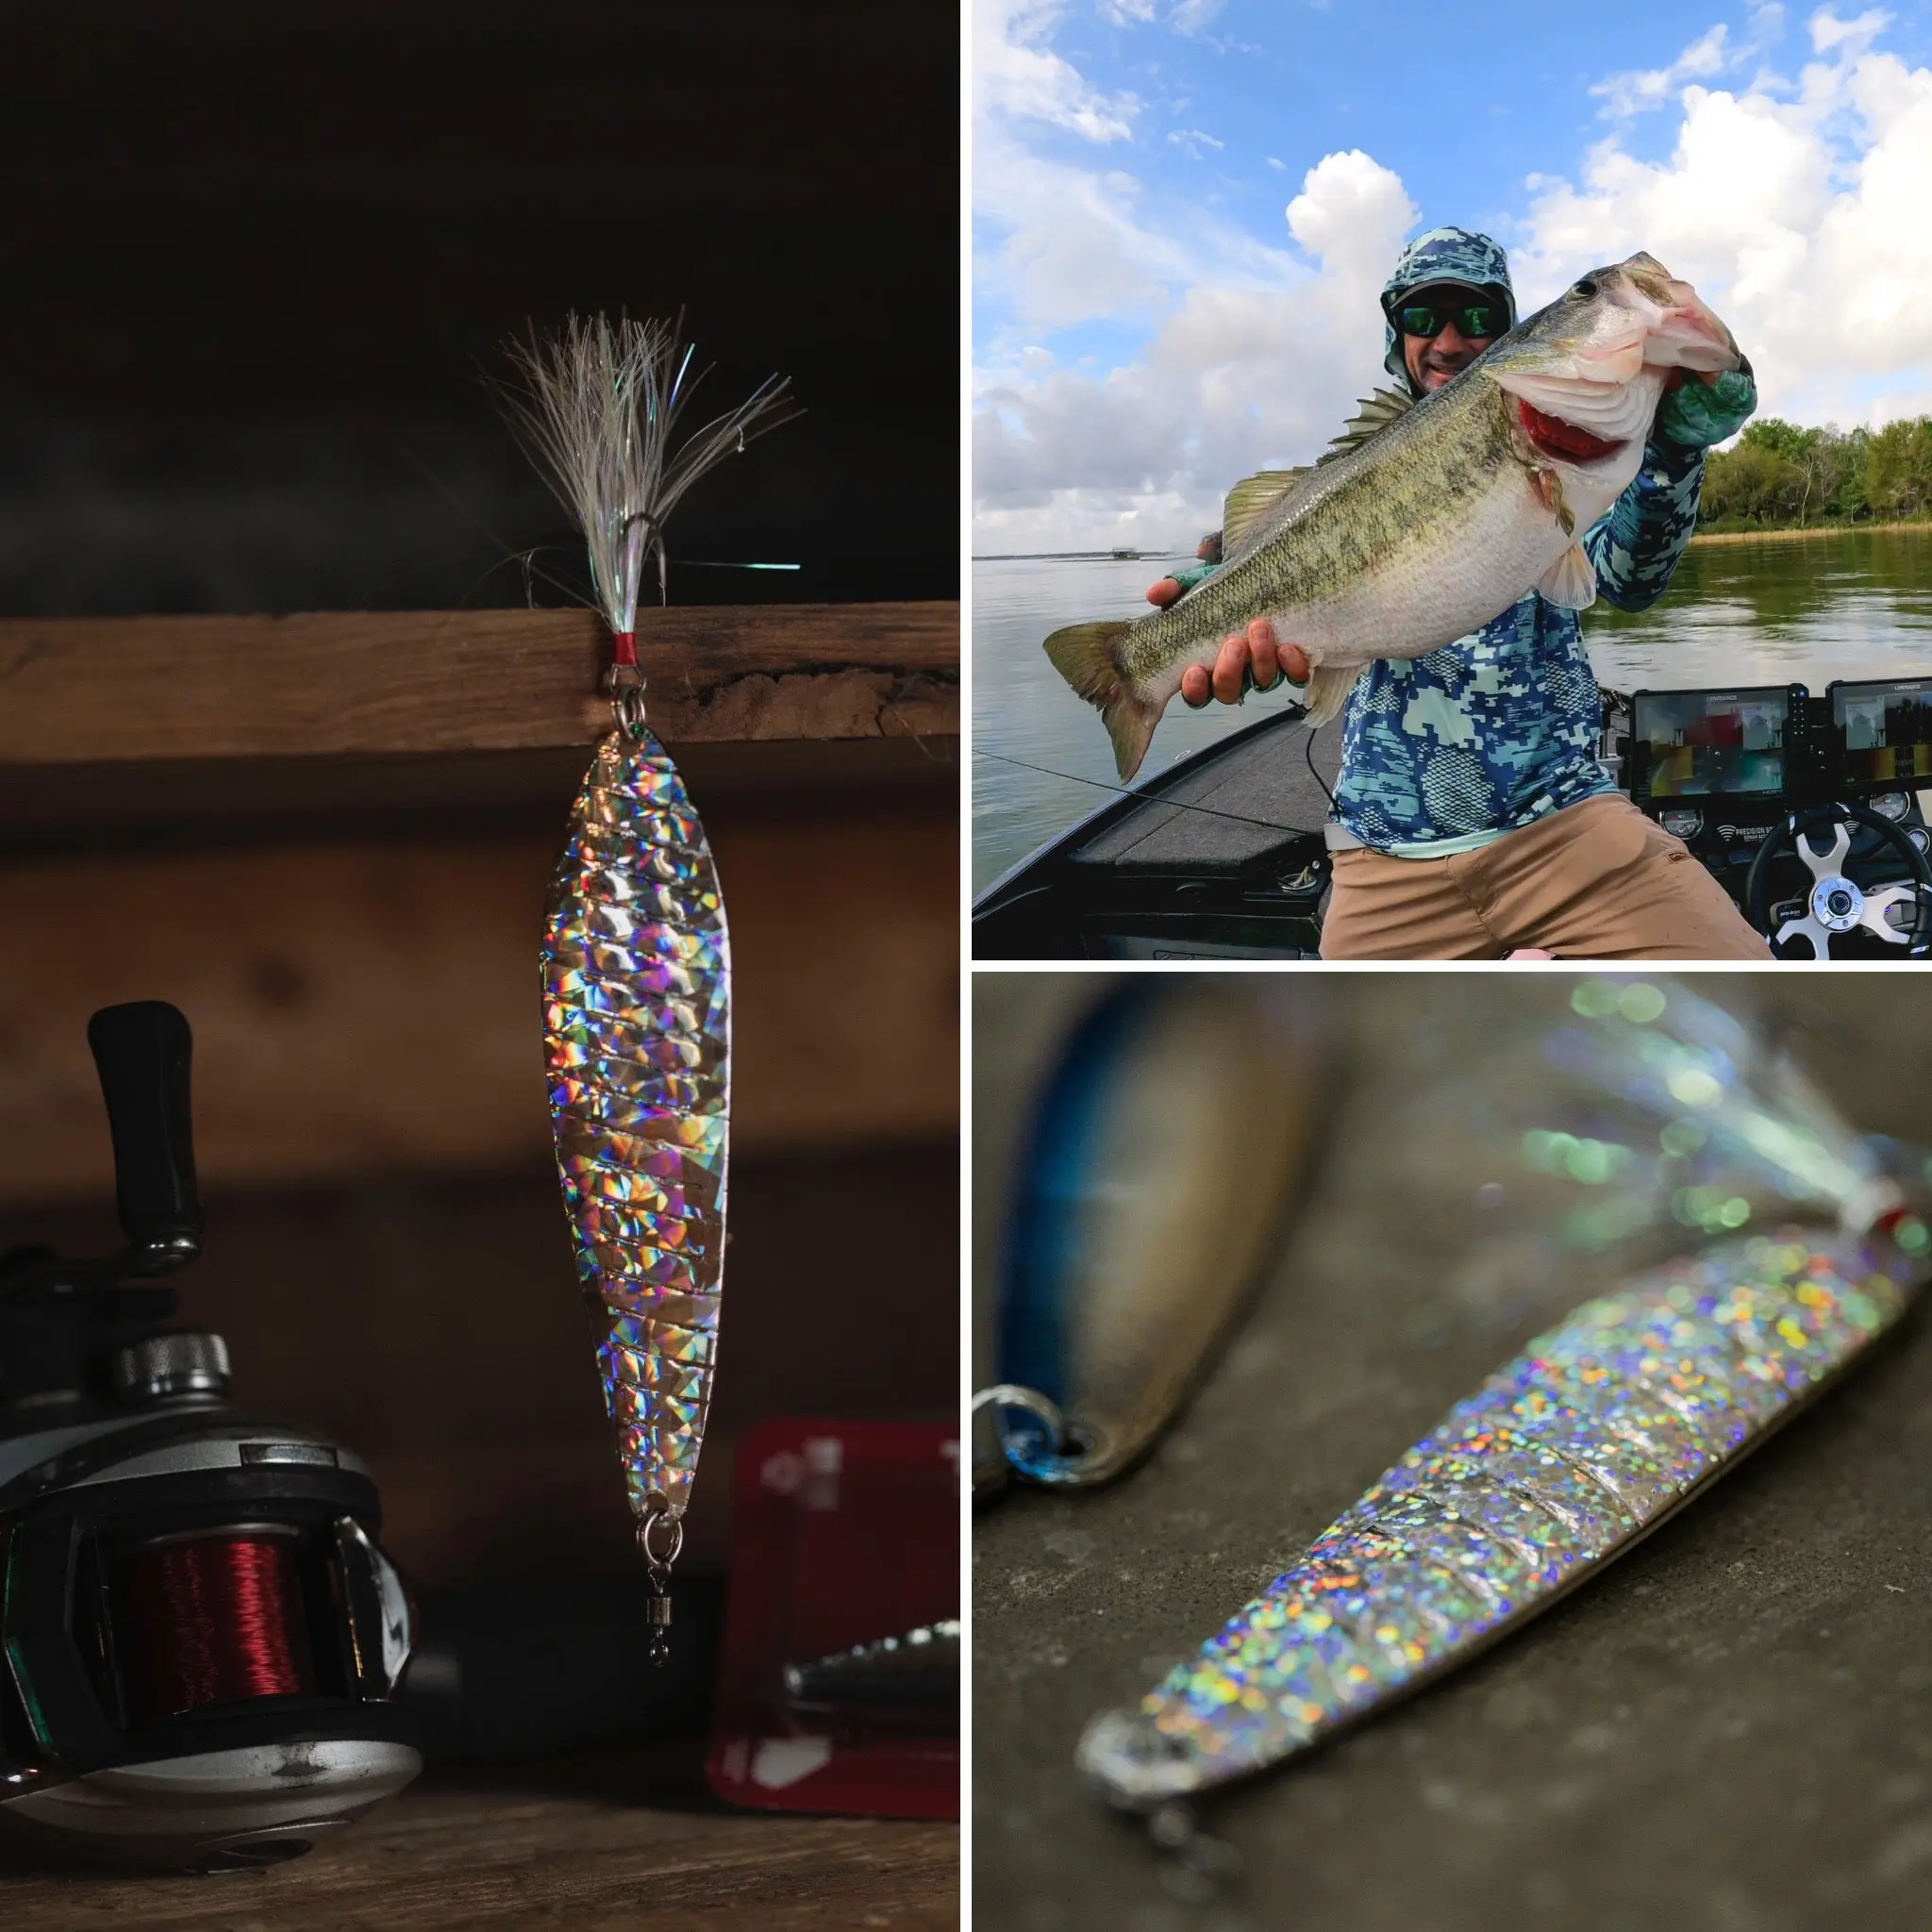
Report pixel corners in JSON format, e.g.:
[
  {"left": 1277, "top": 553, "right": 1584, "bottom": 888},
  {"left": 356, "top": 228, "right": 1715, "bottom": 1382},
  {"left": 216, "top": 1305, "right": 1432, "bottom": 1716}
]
[{"left": 973, "top": 2, "right": 1932, "bottom": 553}]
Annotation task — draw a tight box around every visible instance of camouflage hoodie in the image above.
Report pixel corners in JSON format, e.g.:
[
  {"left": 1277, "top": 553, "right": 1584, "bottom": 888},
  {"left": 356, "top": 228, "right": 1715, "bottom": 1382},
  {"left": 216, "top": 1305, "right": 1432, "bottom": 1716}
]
[{"left": 1337, "top": 226, "right": 1706, "bottom": 855}]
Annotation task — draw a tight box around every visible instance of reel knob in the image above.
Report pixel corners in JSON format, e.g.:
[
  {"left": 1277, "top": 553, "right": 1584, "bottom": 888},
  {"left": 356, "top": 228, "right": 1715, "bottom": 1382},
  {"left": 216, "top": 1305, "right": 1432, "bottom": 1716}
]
[{"left": 111, "top": 1330, "right": 231, "bottom": 1405}]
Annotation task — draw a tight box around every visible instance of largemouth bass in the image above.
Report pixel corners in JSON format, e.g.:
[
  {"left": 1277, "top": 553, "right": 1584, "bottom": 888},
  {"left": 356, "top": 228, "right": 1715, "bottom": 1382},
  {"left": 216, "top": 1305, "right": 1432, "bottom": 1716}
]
[{"left": 1043, "top": 252, "right": 1740, "bottom": 778}]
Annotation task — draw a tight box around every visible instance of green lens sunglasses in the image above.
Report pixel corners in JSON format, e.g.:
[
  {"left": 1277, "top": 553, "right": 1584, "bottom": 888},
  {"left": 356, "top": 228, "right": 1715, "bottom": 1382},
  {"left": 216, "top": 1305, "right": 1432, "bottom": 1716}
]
[{"left": 1397, "top": 299, "right": 1507, "bottom": 341}]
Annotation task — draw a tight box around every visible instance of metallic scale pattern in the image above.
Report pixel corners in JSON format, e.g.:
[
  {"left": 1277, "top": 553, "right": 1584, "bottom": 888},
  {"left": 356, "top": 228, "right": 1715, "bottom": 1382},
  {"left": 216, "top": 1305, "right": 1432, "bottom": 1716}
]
[
  {"left": 541, "top": 725, "right": 730, "bottom": 1527},
  {"left": 1079, "top": 1225, "right": 1923, "bottom": 1807}
]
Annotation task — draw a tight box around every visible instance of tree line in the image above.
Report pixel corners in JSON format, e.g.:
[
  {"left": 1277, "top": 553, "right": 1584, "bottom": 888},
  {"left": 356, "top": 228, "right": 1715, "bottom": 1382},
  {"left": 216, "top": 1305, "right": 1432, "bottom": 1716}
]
[{"left": 1698, "top": 416, "right": 1932, "bottom": 530}]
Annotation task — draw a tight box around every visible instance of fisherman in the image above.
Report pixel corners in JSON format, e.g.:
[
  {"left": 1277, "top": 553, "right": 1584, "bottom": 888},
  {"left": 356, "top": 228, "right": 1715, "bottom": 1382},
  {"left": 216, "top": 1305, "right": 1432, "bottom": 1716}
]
[{"left": 1146, "top": 227, "right": 1767, "bottom": 960}]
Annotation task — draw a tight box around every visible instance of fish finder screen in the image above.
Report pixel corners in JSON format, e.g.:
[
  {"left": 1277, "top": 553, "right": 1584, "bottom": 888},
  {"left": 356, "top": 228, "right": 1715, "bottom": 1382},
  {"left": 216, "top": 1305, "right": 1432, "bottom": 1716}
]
[
  {"left": 1834, "top": 679, "right": 1932, "bottom": 783},
  {"left": 1635, "top": 690, "right": 1788, "bottom": 798}
]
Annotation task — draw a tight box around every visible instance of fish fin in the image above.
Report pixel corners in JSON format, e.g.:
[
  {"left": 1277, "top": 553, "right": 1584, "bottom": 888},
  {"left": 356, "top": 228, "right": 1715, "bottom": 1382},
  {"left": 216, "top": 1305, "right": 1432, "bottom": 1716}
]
[
  {"left": 1532, "top": 466, "right": 1576, "bottom": 537},
  {"left": 1221, "top": 469, "right": 1307, "bottom": 552},
  {"left": 1042, "top": 619, "right": 1159, "bottom": 779},
  {"left": 1301, "top": 664, "right": 1360, "bottom": 727},
  {"left": 1536, "top": 541, "right": 1597, "bottom": 610},
  {"left": 1315, "top": 385, "right": 1416, "bottom": 468}
]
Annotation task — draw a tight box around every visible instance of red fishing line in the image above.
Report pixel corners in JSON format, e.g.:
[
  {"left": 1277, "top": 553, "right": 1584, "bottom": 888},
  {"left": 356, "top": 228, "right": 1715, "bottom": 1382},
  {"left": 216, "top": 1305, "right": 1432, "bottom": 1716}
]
[
  {"left": 115, "top": 1535, "right": 315, "bottom": 1725},
  {"left": 1517, "top": 398, "right": 1624, "bottom": 463}
]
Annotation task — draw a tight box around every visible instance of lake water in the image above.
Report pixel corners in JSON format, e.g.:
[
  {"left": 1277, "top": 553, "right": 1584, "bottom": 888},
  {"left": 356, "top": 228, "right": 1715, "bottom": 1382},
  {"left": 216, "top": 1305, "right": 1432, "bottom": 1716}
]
[{"left": 971, "top": 527, "right": 1932, "bottom": 894}]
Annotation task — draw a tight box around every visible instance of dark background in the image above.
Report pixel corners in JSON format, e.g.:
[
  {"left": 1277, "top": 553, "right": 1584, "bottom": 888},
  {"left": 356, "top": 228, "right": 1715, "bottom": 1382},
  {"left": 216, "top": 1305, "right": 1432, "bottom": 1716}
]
[{"left": 0, "top": 0, "right": 958, "bottom": 614}]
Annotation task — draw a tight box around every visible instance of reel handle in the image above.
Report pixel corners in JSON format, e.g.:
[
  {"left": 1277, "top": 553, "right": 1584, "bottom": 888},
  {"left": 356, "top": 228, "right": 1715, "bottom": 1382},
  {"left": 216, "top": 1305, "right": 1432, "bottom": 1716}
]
[{"left": 87, "top": 1002, "right": 204, "bottom": 1275}]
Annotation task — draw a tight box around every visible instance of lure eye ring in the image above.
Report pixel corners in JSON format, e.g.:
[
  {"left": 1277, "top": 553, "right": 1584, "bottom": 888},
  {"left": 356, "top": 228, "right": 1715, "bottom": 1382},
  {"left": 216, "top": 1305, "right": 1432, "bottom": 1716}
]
[
  {"left": 638, "top": 1499, "right": 684, "bottom": 1572},
  {"left": 972, "top": 1382, "right": 1069, "bottom": 1496},
  {"left": 616, "top": 683, "right": 651, "bottom": 739}
]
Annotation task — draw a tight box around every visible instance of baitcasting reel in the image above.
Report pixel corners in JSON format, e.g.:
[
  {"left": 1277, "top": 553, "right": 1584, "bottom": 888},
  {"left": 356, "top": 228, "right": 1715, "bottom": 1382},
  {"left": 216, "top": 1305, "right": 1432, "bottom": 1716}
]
[{"left": 0, "top": 1002, "right": 419, "bottom": 1871}]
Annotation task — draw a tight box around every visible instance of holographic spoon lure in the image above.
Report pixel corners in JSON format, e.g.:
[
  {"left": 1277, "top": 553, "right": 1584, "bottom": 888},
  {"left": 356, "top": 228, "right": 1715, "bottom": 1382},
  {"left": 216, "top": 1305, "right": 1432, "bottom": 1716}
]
[
  {"left": 1081, "top": 1217, "right": 1928, "bottom": 1807},
  {"left": 503, "top": 314, "right": 795, "bottom": 1659},
  {"left": 1078, "top": 982, "right": 1931, "bottom": 1807}
]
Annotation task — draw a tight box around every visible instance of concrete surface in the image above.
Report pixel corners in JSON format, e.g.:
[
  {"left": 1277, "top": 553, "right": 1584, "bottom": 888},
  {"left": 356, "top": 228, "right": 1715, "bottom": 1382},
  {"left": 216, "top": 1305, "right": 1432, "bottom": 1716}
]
[{"left": 974, "top": 974, "right": 1932, "bottom": 1932}]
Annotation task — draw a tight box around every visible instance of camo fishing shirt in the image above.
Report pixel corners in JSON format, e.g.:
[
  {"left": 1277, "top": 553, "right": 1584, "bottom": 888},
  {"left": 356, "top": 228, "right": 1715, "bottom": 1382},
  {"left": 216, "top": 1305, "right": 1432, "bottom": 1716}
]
[{"left": 1333, "top": 436, "right": 1706, "bottom": 856}]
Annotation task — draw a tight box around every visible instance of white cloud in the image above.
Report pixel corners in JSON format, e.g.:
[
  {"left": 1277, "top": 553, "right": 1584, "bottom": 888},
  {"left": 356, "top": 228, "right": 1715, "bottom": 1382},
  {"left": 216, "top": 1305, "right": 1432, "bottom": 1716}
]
[
  {"left": 1097, "top": 0, "right": 1225, "bottom": 30},
  {"left": 974, "top": 0, "right": 1293, "bottom": 343},
  {"left": 1287, "top": 148, "right": 1419, "bottom": 282},
  {"left": 974, "top": 1, "right": 1177, "bottom": 339},
  {"left": 1171, "top": 0, "right": 1226, "bottom": 32},
  {"left": 1809, "top": 6, "right": 1889, "bottom": 56},
  {"left": 974, "top": 0, "right": 1138, "bottom": 142},
  {"left": 1592, "top": 25, "right": 1733, "bottom": 120},
  {"left": 1512, "top": 8, "right": 1932, "bottom": 425},
  {"left": 975, "top": 148, "right": 1416, "bottom": 550},
  {"left": 1167, "top": 127, "right": 1225, "bottom": 158}
]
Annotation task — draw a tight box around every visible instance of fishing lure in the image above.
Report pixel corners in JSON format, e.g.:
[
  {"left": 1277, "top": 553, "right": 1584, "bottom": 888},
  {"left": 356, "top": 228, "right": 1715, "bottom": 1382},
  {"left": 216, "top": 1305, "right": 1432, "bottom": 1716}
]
[
  {"left": 979, "top": 977, "right": 1332, "bottom": 1494},
  {"left": 1079, "top": 1215, "right": 1928, "bottom": 1807},
  {"left": 782, "top": 1620, "right": 961, "bottom": 1724},
  {"left": 505, "top": 314, "right": 795, "bottom": 1658}
]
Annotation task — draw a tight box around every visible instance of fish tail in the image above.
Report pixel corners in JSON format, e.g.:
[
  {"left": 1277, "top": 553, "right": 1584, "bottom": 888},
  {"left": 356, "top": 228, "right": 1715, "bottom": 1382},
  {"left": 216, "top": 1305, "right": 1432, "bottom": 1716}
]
[
  {"left": 1301, "top": 663, "right": 1359, "bottom": 727},
  {"left": 1042, "top": 619, "right": 1158, "bottom": 779}
]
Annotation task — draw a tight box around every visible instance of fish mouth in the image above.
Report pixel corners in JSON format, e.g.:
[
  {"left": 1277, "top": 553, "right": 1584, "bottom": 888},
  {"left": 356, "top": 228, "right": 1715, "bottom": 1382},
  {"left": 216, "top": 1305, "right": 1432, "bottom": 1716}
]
[
  {"left": 1619, "top": 257, "right": 1740, "bottom": 373},
  {"left": 1517, "top": 397, "right": 1626, "bottom": 465},
  {"left": 1641, "top": 298, "right": 1740, "bottom": 373}
]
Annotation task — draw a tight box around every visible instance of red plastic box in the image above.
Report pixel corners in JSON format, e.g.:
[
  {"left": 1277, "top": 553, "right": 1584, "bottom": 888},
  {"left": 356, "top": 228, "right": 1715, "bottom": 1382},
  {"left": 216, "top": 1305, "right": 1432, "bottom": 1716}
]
[{"left": 707, "top": 1418, "right": 958, "bottom": 1818}]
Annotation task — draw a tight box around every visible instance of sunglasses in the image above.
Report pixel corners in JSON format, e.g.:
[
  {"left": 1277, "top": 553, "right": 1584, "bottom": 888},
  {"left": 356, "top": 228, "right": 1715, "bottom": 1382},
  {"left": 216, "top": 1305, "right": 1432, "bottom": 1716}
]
[{"left": 1396, "top": 300, "right": 1507, "bottom": 341}]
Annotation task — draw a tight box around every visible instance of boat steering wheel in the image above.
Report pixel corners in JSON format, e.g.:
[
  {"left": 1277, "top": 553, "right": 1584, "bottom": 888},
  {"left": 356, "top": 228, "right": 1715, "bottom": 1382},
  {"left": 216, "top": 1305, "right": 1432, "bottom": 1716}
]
[{"left": 1743, "top": 800, "right": 1932, "bottom": 958}]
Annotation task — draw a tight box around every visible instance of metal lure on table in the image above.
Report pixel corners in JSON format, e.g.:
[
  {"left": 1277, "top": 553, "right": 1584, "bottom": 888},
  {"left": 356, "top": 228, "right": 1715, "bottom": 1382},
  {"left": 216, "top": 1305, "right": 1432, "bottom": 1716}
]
[
  {"left": 1082, "top": 1218, "right": 1928, "bottom": 1806},
  {"left": 1078, "top": 979, "right": 1932, "bottom": 1807},
  {"left": 503, "top": 313, "right": 796, "bottom": 1657}
]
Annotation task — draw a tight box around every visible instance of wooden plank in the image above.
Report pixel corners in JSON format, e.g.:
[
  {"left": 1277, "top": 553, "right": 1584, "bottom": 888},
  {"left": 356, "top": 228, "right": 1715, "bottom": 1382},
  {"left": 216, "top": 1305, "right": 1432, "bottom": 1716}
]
[
  {"left": 0, "top": 1761, "right": 958, "bottom": 1929},
  {"left": 0, "top": 604, "right": 958, "bottom": 762},
  {"left": 0, "top": 811, "right": 958, "bottom": 1205}
]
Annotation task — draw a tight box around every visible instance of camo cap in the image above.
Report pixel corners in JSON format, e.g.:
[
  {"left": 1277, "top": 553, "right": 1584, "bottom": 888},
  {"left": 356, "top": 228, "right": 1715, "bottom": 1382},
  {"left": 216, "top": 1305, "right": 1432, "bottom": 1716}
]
[{"left": 1382, "top": 226, "right": 1516, "bottom": 385}]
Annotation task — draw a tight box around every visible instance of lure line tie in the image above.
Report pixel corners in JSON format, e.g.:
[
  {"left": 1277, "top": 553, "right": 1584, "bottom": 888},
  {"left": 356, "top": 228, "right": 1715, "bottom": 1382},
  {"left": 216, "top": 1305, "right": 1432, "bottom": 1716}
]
[{"left": 639, "top": 1502, "right": 684, "bottom": 1667}]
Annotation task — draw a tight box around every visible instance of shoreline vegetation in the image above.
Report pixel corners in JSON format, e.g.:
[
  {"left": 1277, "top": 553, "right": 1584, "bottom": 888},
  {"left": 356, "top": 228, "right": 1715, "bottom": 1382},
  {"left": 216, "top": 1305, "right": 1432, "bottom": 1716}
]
[
  {"left": 1690, "top": 517, "right": 1931, "bottom": 544},
  {"left": 1693, "top": 413, "right": 1932, "bottom": 539}
]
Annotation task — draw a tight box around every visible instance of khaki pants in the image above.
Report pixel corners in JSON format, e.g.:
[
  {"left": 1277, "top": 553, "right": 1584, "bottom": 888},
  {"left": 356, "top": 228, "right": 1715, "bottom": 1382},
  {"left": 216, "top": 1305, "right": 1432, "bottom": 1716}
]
[{"left": 1319, "top": 793, "right": 1773, "bottom": 961}]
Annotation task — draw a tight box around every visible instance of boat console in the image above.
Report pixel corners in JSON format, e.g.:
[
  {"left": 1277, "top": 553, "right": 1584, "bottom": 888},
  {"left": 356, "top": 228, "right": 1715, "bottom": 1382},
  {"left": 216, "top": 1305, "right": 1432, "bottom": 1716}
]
[
  {"left": 1610, "top": 677, "right": 1932, "bottom": 958},
  {"left": 974, "top": 677, "right": 1932, "bottom": 961}
]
